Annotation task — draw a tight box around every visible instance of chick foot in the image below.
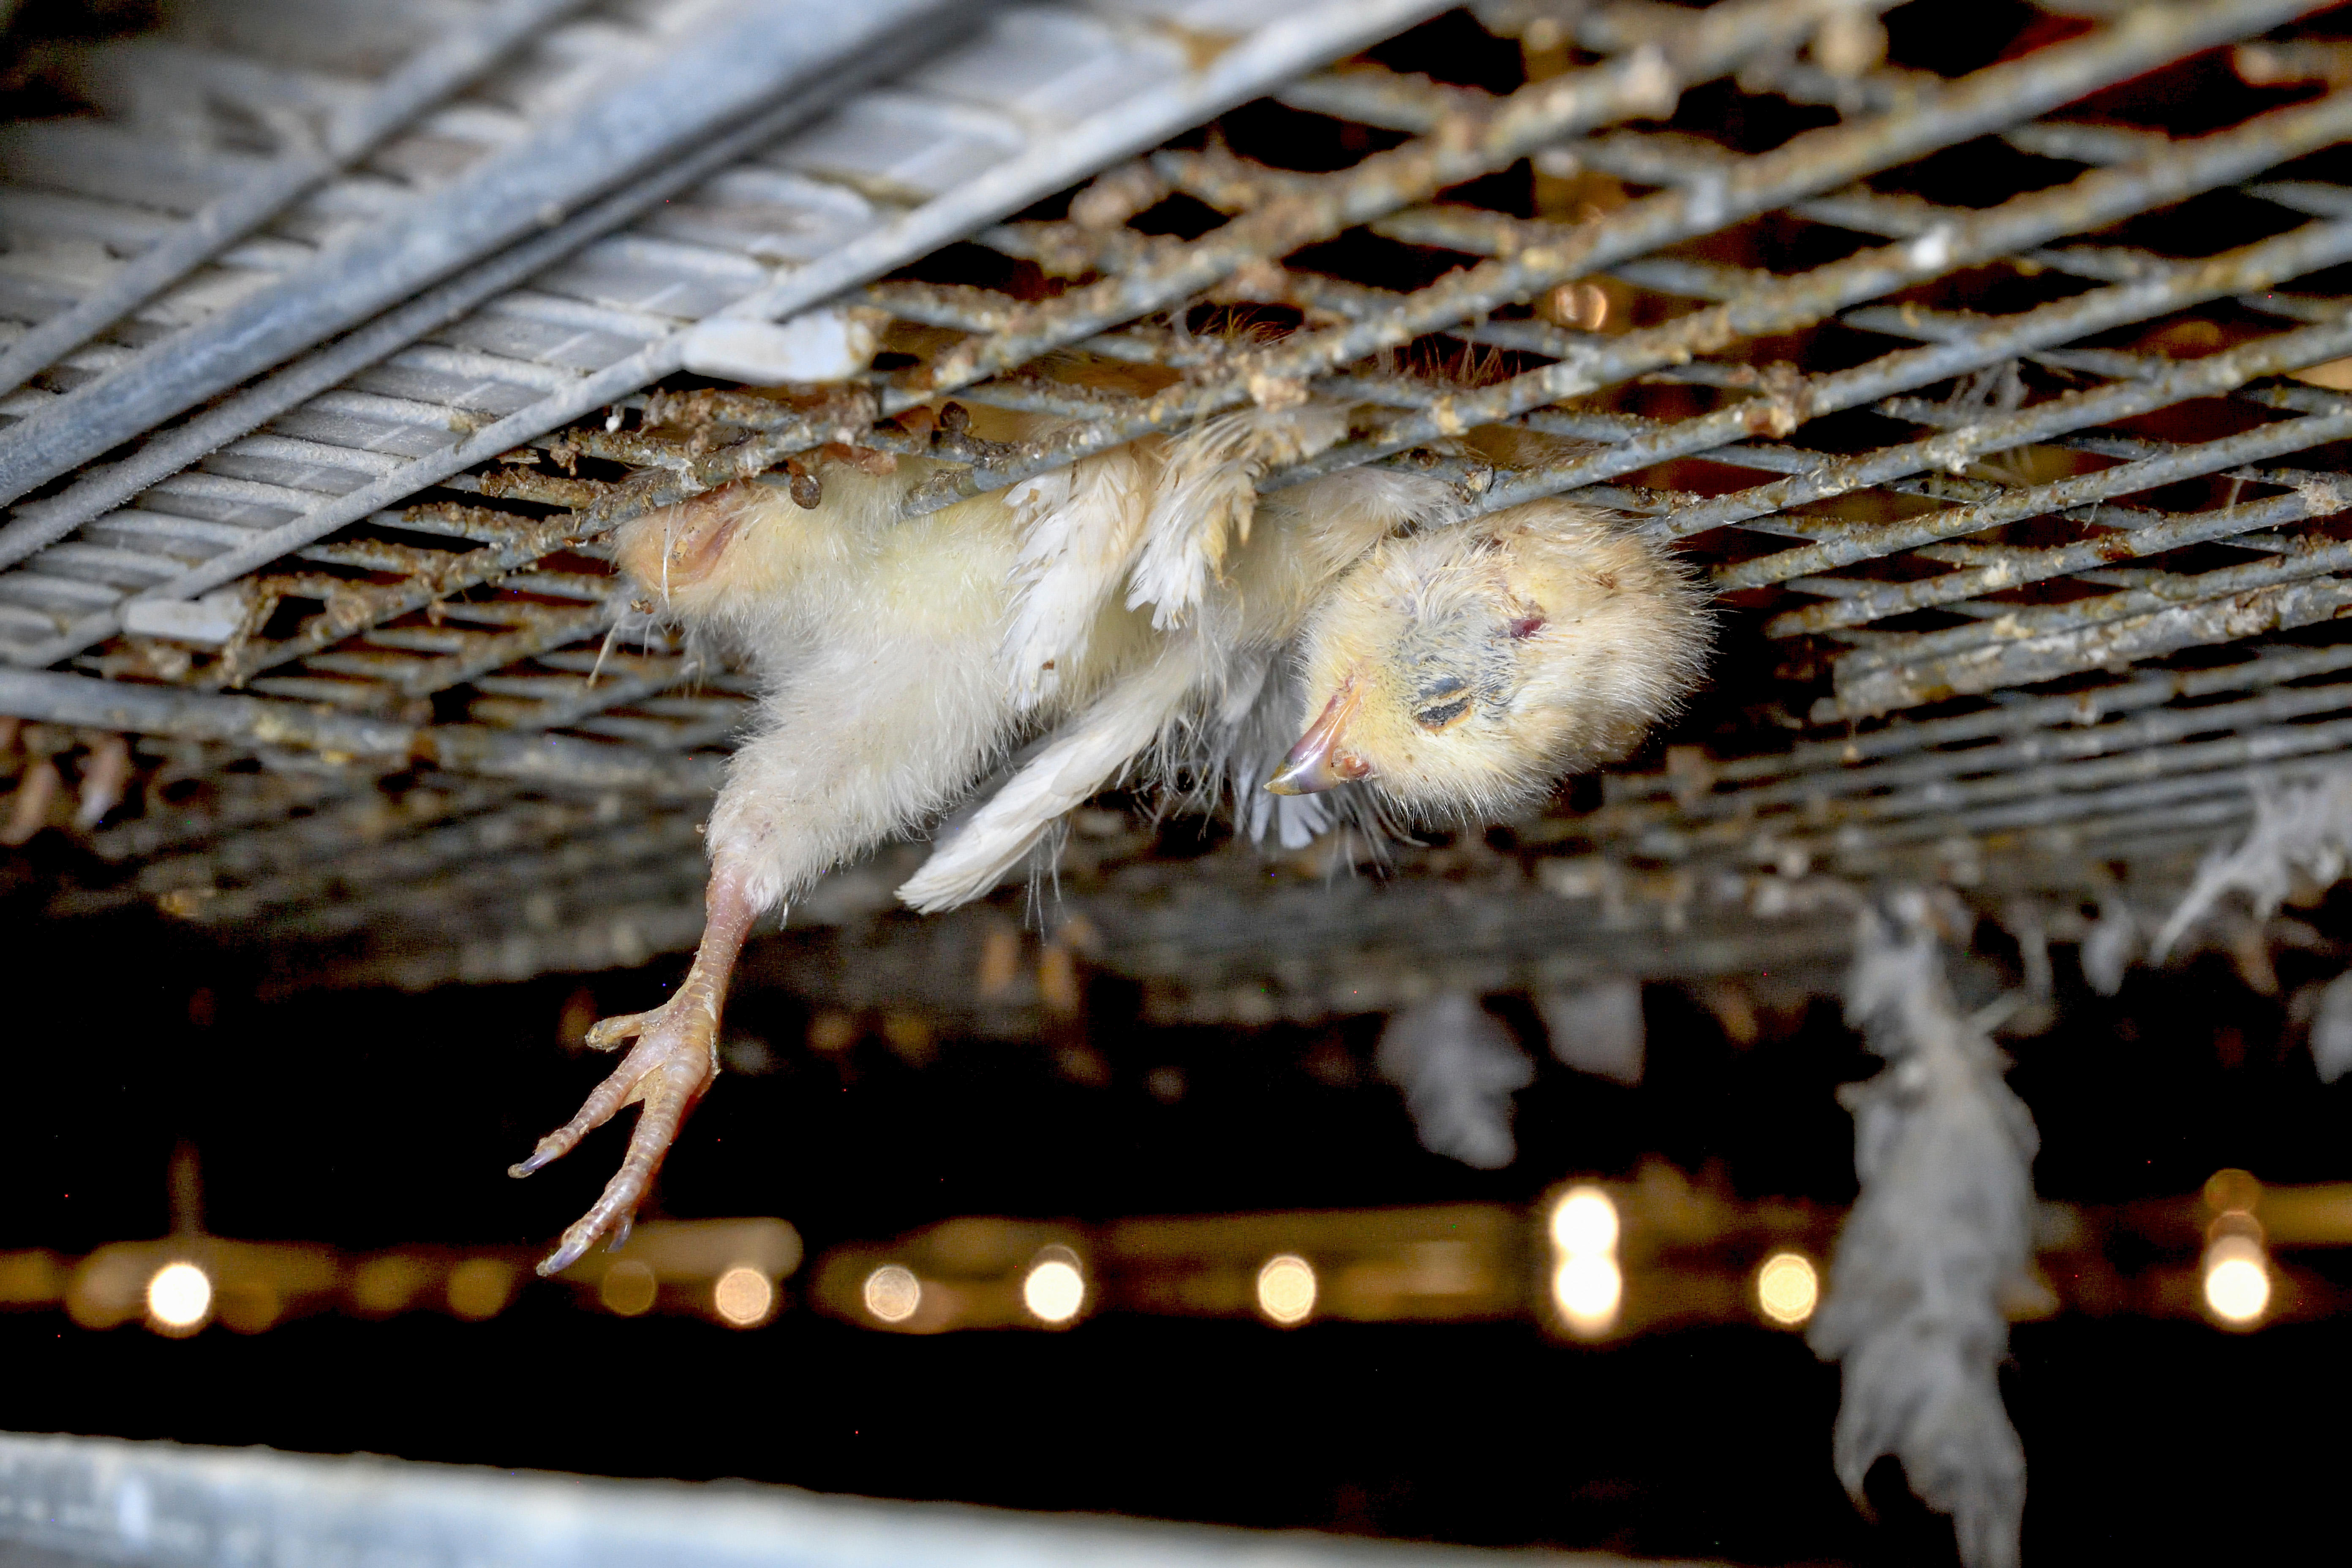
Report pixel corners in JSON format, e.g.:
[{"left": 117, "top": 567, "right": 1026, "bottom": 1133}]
[{"left": 509, "top": 867, "right": 760, "bottom": 1275}]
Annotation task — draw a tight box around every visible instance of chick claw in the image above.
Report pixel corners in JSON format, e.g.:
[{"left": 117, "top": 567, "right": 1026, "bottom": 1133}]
[
  {"left": 511, "top": 869, "right": 762, "bottom": 1274},
  {"left": 508, "top": 993, "right": 719, "bottom": 1275}
]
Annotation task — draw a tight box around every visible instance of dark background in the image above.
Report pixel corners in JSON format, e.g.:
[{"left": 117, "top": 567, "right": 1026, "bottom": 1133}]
[{"left": 4, "top": 889, "right": 2348, "bottom": 1568}]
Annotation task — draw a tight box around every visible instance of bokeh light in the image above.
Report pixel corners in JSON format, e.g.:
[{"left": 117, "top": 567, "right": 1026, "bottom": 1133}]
[
  {"left": 2202, "top": 1236, "right": 2270, "bottom": 1327},
  {"left": 145, "top": 1262, "right": 210, "bottom": 1334},
  {"left": 863, "top": 1264, "right": 921, "bottom": 1324},
  {"left": 1549, "top": 1186, "right": 1619, "bottom": 1257},
  {"left": 712, "top": 1266, "right": 774, "bottom": 1328},
  {"left": 217, "top": 1281, "right": 281, "bottom": 1334},
  {"left": 1551, "top": 1254, "right": 1622, "bottom": 1336},
  {"left": 1547, "top": 1183, "right": 1622, "bottom": 1337},
  {"left": 351, "top": 1255, "right": 431, "bottom": 1316},
  {"left": 1256, "top": 1254, "right": 1316, "bottom": 1326},
  {"left": 1756, "top": 1251, "right": 1819, "bottom": 1327},
  {"left": 599, "top": 1259, "right": 657, "bottom": 1317},
  {"left": 446, "top": 1258, "right": 517, "bottom": 1321},
  {"left": 1022, "top": 1258, "right": 1085, "bottom": 1325}
]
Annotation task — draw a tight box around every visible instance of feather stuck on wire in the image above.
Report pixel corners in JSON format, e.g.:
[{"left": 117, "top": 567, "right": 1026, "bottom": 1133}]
[{"left": 1810, "top": 893, "right": 2042, "bottom": 1568}]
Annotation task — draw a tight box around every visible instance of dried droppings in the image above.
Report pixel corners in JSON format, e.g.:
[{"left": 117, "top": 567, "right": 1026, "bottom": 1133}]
[
  {"left": 478, "top": 469, "right": 610, "bottom": 509},
  {"left": 820, "top": 443, "right": 896, "bottom": 477},
  {"left": 786, "top": 462, "right": 822, "bottom": 510}
]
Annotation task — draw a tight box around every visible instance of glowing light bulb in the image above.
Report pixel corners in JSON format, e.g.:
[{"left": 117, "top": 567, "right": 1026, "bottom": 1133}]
[
  {"left": 145, "top": 1262, "right": 211, "bottom": 1334},
  {"left": 1022, "top": 1258, "right": 1084, "bottom": 1325},
  {"left": 1546, "top": 1183, "right": 1622, "bottom": 1337},
  {"left": 2203, "top": 1236, "right": 2270, "bottom": 1328},
  {"left": 599, "top": 1259, "right": 657, "bottom": 1317},
  {"left": 863, "top": 1264, "right": 920, "bottom": 1324},
  {"left": 1256, "top": 1255, "right": 1316, "bottom": 1326},
  {"left": 713, "top": 1266, "right": 774, "bottom": 1328},
  {"left": 1549, "top": 1187, "right": 1618, "bottom": 1257},
  {"left": 1551, "top": 1254, "right": 1621, "bottom": 1336},
  {"left": 1756, "top": 1251, "right": 1818, "bottom": 1327}
]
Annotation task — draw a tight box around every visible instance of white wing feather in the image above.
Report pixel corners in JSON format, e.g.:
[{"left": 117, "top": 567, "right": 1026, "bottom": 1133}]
[{"left": 898, "top": 648, "right": 1202, "bottom": 912}]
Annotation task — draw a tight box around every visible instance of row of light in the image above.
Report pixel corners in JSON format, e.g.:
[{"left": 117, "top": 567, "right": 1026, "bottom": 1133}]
[
  {"left": 1546, "top": 1185, "right": 1818, "bottom": 1337},
  {"left": 861, "top": 1250, "right": 1321, "bottom": 1329},
  {"left": 598, "top": 1260, "right": 777, "bottom": 1327},
  {"left": 860, "top": 1247, "right": 1094, "bottom": 1328},
  {"left": 1545, "top": 1185, "right": 2282, "bottom": 1337},
  {"left": 131, "top": 1176, "right": 2287, "bottom": 1339},
  {"left": 138, "top": 1238, "right": 2276, "bottom": 1342},
  {"left": 144, "top": 1226, "right": 2270, "bottom": 1339},
  {"left": 137, "top": 1258, "right": 779, "bottom": 1336},
  {"left": 850, "top": 1191, "right": 1819, "bottom": 1336}
]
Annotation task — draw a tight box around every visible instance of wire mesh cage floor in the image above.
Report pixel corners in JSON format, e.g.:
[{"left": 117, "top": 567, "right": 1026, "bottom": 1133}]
[{"left": 5, "top": 0, "right": 2352, "bottom": 1020}]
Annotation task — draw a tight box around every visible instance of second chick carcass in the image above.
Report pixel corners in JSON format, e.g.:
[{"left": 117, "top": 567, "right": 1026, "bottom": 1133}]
[{"left": 509, "top": 397, "right": 1710, "bottom": 1271}]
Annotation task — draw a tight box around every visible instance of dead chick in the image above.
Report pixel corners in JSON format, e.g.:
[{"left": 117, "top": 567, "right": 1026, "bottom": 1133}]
[{"left": 509, "top": 400, "right": 1707, "bottom": 1273}]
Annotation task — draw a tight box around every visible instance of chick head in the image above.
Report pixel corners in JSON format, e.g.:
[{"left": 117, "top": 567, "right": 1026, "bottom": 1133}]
[{"left": 1268, "top": 500, "right": 1709, "bottom": 819}]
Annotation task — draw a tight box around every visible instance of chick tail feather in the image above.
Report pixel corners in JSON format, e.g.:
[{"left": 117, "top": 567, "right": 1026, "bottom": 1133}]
[
  {"left": 1127, "top": 402, "right": 1347, "bottom": 629},
  {"left": 898, "top": 649, "right": 1201, "bottom": 912}
]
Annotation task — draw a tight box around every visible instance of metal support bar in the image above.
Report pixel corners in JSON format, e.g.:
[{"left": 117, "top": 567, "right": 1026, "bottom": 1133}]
[{"left": 0, "top": 1431, "right": 1609, "bottom": 1568}]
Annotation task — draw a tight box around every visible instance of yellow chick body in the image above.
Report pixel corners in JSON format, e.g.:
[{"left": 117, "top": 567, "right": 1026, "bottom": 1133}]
[{"left": 610, "top": 444, "right": 1150, "bottom": 915}]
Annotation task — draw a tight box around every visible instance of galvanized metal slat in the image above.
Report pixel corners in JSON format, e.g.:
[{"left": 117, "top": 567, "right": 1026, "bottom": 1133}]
[
  {"left": 0, "top": 0, "right": 964, "bottom": 510},
  {"left": 0, "top": 0, "right": 588, "bottom": 399}
]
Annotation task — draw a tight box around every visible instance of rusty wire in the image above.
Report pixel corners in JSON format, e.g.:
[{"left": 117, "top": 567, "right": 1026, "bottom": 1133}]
[{"left": 12, "top": 0, "right": 2352, "bottom": 998}]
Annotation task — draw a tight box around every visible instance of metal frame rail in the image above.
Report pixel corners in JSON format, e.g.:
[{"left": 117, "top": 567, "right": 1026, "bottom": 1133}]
[{"left": 0, "top": 1431, "right": 1651, "bottom": 1568}]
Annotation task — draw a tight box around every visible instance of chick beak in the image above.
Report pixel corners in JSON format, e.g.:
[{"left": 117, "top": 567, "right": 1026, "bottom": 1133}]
[{"left": 1265, "top": 681, "right": 1373, "bottom": 795}]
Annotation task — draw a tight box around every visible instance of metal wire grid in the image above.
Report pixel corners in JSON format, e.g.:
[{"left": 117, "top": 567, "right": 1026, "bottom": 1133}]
[
  {"left": 0, "top": 0, "right": 1445, "bottom": 668},
  {"left": 10, "top": 0, "right": 2352, "bottom": 1004}
]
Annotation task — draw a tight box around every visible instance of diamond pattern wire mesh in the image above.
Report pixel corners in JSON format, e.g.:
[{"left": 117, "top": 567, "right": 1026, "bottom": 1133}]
[{"left": 11, "top": 0, "right": 2352, "bottom": 1019}]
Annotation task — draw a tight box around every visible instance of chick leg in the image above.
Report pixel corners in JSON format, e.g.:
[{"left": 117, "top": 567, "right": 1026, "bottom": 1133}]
[{"left": 508, "top": 863, "right": 761, "bottom": 1275}]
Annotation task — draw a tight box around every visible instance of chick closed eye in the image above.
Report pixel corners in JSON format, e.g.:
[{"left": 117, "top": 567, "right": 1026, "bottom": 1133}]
[{"left": 1413, "top": 681, "right": 1474, "bottom": 732}]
